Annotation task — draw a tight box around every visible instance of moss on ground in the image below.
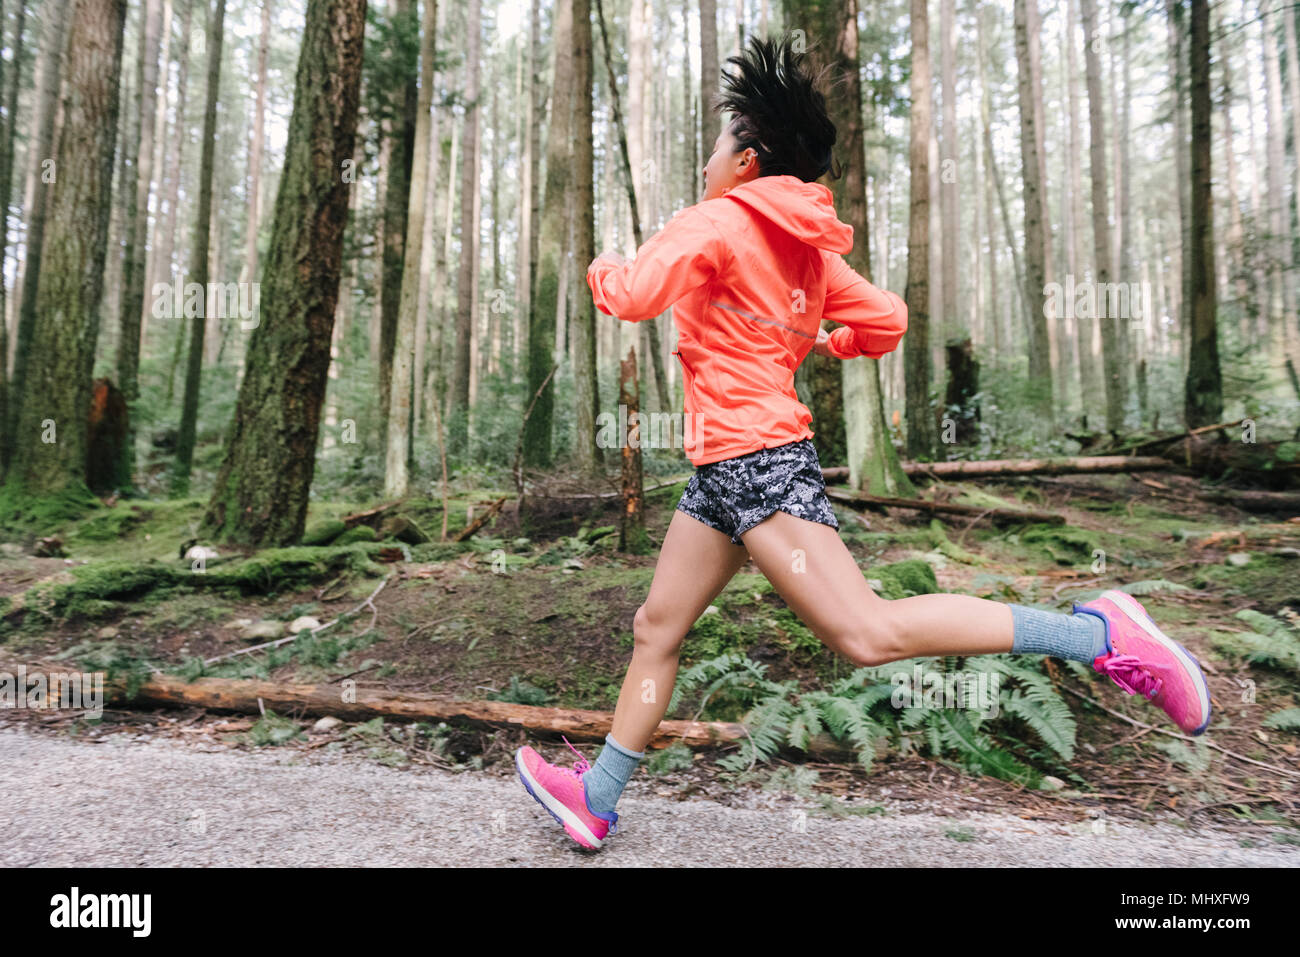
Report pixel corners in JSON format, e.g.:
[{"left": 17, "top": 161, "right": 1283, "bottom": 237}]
[{"left": 9, "top": 545, "right": 388, "bottom": 622}]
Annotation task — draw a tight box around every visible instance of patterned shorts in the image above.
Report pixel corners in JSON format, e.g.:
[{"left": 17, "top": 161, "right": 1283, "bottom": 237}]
[{"left": 675, "top": 438, "right": 840, "bottom": 546}]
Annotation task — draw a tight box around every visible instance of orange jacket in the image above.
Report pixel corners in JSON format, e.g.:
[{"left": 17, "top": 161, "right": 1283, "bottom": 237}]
[{"left": 586, "top": 174, "right": 907, "bottom": 466}]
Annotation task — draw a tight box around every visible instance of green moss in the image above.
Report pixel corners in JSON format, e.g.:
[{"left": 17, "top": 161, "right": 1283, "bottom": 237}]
[
  {"left": 1020, "top": 524, "right": 1102, "bottom": 565},
  {"left": 872, "top": 559, "right": 939, "bottom": 599},
  {"left": 15, "top": 545, "right": 388, "bottom": 621},
  {"left": 927, "top": 519, "right": 988, "bottom": 566},
  {"left": 336, "top": 524, "right": 377, "bottom": 544},
  {"left": 0, "top": 482, "right": 100, "bottom": 537},
  {"left": 301, "top": 519, "right": 346, "bottom": 546}
]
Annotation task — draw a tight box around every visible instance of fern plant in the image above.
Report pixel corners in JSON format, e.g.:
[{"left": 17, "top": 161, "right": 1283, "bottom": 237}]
[
  {"left": 1226, "top": 609, "right": 1300, "bottom": 674},
  {"left": 669, "top": 651, "right": 1077, "bottom": 784}
]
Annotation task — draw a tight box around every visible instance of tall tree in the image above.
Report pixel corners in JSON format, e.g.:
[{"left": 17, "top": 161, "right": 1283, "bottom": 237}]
[
  {"left": 242, "top": 0, "right": 272, "bottom": 288},
  {"left": 114, "top": 0, "right": 164, "bottom": 489},
  {"left": 377, "top": 0, "right": 419, "bottom": 445},
  {"left": 0, "top": 0, "right": 26, "bottom": 465},
  {"left": 1080, "top": 0, "right": 1124, "bottom": 431},
  {"left": 4, "top": 0, "right": 126, "bottom": 502},
  {"left": 699, "top": 0, "right": 719, "bottom": 161},
  {"left": 1260, "top": 0, "right": 1295, "bottom": 353},
  {"left": 572, "top": 0, "right": 600, "bottom": 473},
  {"left": 384, "top": 0, "right": 437, "bottom": 498},
  {"left": 1012, "top": 0, "right": 1053, "bottom": 423},
  {"left": 449, "top": 0, "right": 481, "bottom": 457},
  {"left": 202, "top": 0, "right": 367, "bottom": 545},
  {"left": 4, "top": 0, "right": 69, "bottom": 470},
  {"left": 155, "top": 0, "right": 195, "bottom": 401},
  {"left": 172, "top": 0, "right": 226, "bottom": 495},
  {"left": 524, "top": 0, "right": 574, "bottom": 468},
  {"left": 787, "top": 0, "right": 912, "bottom": 492},
  {"left": 904, "top": 0, "right": 935, "bottom": 457},
  {"left": 938, "top": 0, "right": 957, "bottom": 346},
  {"left": 1184, "top": 0, "right": 1220, "bottom": 425}
]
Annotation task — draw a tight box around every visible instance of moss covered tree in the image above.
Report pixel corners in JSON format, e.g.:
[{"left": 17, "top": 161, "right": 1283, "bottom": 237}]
[
  {"left": 3, "top": 0, "right": 126, "bottom": 511},
  {"left": 201, "top": 0, "right": 367, "bottom": 545}
]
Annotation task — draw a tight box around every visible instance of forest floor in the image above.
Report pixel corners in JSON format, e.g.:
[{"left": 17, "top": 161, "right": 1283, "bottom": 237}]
[{"left": 2, "top": 468, "right": 1300, "bottom": 864}]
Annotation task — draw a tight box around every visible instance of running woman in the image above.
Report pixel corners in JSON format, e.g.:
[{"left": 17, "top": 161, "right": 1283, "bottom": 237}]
[{"left": 514, "top": 35, "right": 1212, "bottom": 850}]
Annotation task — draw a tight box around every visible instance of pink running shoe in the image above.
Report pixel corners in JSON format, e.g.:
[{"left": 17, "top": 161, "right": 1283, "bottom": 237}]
[
  {"left": 1073, "top": 589, "right": 1212, "bottom": 736},
  {"left": 515, "top": 737, "right": 619, "bottom": 849}
]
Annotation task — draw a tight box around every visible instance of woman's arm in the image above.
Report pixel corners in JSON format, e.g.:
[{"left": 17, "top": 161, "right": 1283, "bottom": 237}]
[
  {"left": 816, "top": 253, "right": 908, "bottom": 359},
  {"left": 586, "top": 205, "right": 730, "bottom": 321}
]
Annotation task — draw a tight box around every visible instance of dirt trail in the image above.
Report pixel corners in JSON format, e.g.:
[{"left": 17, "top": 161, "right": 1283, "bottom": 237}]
[{"left": 3, "top": 726, "right": 1296, "bottom": 867}]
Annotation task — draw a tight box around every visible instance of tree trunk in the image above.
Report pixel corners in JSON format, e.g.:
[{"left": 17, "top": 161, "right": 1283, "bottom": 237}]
[
  {"left": 524, "top": 0, "right": 575, "bottom": 469},
  {"left": 5, "top": 0, "right": 126, "bottom": 503},
  {"left": 618, "top": 347, "right": 649, "bottom": 552},
  {"left": 572, "top": 0, "right": 599, "bottom": 474},
  {"left": 113, "top": 0, "right": 163, "bottom": 490},
  {"left": 171, "top": 0, "right": 226, "bottom": 496},
  {"left": 699, "top": 0, "right": 719, "bottom": 153},
  {"left": 4, "top": 0, "right": 68, "bottom": 471},
  {"left": 242, "top": 0, "right": 271, "bottom": 288},
  {"left": 158, "top": 0, "right": 194, "bottom": 403},
  {"left": 1080, "top": 0, "right": 1123, "bottom": 432},
  {"left": 938, "top": 0, "right": 957, "bottom": 347},
  {"left": 449, "top": 0, "right": 481, "bottom": 458},
  {"left": 1260, "top": 1, "right": 1295, "bottom": 356},
  {"left": 384, "top": 0, "right": 438, "bottom": 498},
  {"left": 201, "top": 0, "right": 366, "bottom": 545},
  {"left": 0, "top": 0, "right": 26, "bottom": 472},
  {"left": 904, "top": 0, "right": 934, "bottom": 458},
  {"left": 1013, "top": 0, "right": 1053, "bottom": 423},
  {"left": 1184, "top": 0, "right": 1221, "bottom": 426},
  {"left": 378, "top": 0, "right": 419, "bottom": 446}
]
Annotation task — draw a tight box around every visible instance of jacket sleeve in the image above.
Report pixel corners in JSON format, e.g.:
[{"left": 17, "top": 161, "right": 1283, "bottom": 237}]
[
  {"left": 586, "top": 205, "right": 730, "bottom": 321},
  {"left": 820, "top": 252, "right": 908, "bottom": 359}
]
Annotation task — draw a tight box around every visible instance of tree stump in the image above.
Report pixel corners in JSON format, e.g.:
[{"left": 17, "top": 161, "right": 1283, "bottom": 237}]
[{"left": 86, "top": 378, "right": 129, "bottom": 493}]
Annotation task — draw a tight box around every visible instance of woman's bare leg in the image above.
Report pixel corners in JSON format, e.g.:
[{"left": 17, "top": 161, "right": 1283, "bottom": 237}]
[
  {"left": 609, "top": 510, "right": 754, "bottom": 752},
  {"left": 738, "top": 510, "right": 1014, "bottom": 664}
]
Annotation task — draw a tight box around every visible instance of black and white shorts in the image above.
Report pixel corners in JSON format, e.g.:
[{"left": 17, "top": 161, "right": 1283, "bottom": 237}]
[{"left": 675, "top": 438, "right": 840, "bottom": 546}]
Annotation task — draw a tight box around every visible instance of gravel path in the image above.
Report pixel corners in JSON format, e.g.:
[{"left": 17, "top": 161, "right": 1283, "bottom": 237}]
[{"left": 3, "top": 726, "right": 1297, "bottom": 867}]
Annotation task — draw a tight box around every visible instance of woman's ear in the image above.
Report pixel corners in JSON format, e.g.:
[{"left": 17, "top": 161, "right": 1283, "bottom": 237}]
[{"left": 737, "top": 146, "right": 759, "bottom": 179}]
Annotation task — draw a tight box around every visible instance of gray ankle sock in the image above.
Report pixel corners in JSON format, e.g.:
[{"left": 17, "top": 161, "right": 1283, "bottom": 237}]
[
  {"left": 583, "top": 733, "right": 644, "bottom": 815},
  {"left": 1009, "top": 604, "right": 1109, "bottom": 663}
]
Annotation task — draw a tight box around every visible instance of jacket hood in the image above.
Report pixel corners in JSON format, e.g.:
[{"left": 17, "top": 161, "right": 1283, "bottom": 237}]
[{"left": 720, "top": 174, "right": 854, "bottom": 253}]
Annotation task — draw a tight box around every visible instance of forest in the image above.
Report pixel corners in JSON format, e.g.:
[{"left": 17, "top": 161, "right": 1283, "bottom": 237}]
[{"left": 0, "top": 0, "right": 1299, "bottom": 865}]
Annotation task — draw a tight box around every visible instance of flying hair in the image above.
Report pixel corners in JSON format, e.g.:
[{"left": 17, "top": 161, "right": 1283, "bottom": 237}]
[{"left": 713, "top": 34, "right": 840, "bottom": 183}]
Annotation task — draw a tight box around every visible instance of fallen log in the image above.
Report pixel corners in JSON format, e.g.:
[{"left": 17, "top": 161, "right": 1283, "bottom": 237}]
[
  {"left": 1197, "top": 489, "right": 1300, "bottom": 514},
  {"left": 823, "top": 486, "right": 1064, "bottom": 525},
  {"left": 95, "top": 673, "right": 745, "bottom": 751},
  {"left": 453, "top": 497, "right": 506, "bottom": 542},
  {"left": 821, "top": 455, "right": 1169, "bottom": 483},
  {"left": 341, "top": 501, "right": 401, "bottom": 530}
]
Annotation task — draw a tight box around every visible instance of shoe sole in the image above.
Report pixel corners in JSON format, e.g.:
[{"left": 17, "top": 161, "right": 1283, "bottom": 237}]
[
  {"left": 1102, "top": 589, "right": 1212, "bottom": 736},
  {"left": 514, "top": 748, "right": 603, "bottom": 849}
]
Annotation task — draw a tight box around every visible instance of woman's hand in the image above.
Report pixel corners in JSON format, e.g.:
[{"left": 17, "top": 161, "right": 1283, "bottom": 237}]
[
  {"left": 588, "top": 251, "right": 625, "bottom": 274},
  {"left": 812, "top": 326, "right": 837, "bottom": 359}
]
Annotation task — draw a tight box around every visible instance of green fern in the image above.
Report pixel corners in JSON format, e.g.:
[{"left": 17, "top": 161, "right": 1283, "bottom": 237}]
[
  {"left": 1229, "top": 609, "right": 1300, "bottom": 674},
  {"left": 1262, "top": 708, "right": 1300, "bottom": 732}
]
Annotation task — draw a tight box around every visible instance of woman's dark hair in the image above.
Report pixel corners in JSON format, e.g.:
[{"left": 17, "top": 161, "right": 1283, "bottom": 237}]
[{"left": 713, "top": 34, "right": 840, "bottom": 182}]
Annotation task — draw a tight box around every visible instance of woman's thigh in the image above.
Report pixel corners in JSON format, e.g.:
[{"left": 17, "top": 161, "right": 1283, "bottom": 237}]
[
  {"left": 738, "top": 508, "right": 885, "bottom": 660},
  {"left": 639, "top": 509, "right": 754, "bottom": 639}
]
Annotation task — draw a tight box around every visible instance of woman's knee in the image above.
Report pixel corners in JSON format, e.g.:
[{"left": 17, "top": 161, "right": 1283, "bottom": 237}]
[
  {"left": 836, "top": 604, "right": 906, "bottom": 667},
  {"left": 632, "top": 602, "right": 685, "bottom": 657}
]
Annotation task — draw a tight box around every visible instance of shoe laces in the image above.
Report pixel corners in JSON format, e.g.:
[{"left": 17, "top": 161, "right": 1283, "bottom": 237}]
[
  {"left": 557, "top": 735, "right": 591, "bottom": 781},
  {"left": 1096, "top": 652, "right": 1163, "bottom": 700}
]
